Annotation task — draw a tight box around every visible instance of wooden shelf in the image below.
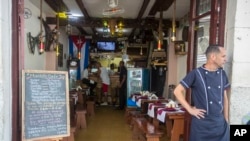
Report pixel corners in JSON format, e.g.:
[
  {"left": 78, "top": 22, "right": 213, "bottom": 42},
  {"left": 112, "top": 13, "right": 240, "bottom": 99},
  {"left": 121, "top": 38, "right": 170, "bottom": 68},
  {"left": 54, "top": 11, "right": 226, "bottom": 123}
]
[
  {"left": 175, "top": 52, "right": 187, "bottom": 55},
  {"left": 152, "top": 51, "right": 167, "bottom": 58},
  {"left": 151, "top": 62, "right": 167, "bottom": 66}
]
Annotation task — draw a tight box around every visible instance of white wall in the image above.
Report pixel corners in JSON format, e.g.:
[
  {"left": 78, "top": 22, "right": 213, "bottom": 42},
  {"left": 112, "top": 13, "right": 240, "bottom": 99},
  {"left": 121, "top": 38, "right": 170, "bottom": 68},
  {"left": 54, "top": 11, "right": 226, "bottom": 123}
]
[
  {"left": 0, "top": 0, "right": 12, "bottom": 140},
  {"left": 226, "top": 0, "right": 250, "bottom": 124},
  {"left": 166, "top": 26, "right": 188, "bottom": 99},
  {"left": 24, "top": 0, "right": 46, "bottom": 70},
  {"left": 24, "top": 0, "right": 69, "bottom": 71},
  {"left": 57, "top": 28, "right": 69, "bottom": 71}
]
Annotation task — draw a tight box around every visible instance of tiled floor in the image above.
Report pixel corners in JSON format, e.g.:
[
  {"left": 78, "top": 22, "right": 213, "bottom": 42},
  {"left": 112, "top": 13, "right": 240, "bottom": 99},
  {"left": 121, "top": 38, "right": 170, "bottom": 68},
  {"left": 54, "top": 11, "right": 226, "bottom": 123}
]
[{"left": 74, "top": 106, "right": 170, "bottom": 141}]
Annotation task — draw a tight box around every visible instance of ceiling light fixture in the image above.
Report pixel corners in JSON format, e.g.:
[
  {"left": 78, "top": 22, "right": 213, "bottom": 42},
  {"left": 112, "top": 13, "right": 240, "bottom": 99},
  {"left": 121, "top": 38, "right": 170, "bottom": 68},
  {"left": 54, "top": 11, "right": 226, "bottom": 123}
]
[
  {"left": 102, "top": 19, "right": 124, "bottom": 37},
  {"left": 103, "top": 0, "right": 124, "bottom": 16},
  {"left": 108, "top": 0, "right": 118, "bottom": 8}
]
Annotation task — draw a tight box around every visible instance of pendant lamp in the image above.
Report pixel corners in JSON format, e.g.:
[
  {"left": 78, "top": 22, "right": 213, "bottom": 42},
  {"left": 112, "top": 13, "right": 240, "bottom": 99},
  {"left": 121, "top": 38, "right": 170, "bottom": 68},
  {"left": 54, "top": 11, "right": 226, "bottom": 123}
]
[
  {"left": 158, "top": 8, "right": 163, "bottom": 50},
  {"left": 171, "top": 0, "right": 176, "bottom": 42}
]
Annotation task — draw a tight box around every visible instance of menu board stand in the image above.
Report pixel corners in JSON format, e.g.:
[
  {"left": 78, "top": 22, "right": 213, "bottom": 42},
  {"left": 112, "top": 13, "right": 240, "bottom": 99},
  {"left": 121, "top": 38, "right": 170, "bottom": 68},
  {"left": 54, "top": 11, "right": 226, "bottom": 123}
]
[{"left": 22, "top": 70, "right": 70, "bottom": 141}]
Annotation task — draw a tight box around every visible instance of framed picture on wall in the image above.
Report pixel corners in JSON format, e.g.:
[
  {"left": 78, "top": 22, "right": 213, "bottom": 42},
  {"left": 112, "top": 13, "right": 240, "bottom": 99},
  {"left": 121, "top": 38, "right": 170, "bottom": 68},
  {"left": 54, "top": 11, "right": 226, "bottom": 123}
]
[{"left": 174, "top": 40, "right": 186, "bottom": 55}]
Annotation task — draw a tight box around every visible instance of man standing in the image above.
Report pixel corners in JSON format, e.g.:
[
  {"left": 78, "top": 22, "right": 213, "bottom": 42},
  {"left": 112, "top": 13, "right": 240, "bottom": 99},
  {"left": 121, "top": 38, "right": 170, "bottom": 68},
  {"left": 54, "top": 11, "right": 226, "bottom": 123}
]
[
  {"left": 174, "top": 45, "right": 230, "bottom": 141},
  {"left": 96, "top": 62, "right": 110, "bottom": 106},
  {"left": 117, "top": 61, "right": 127, "bottom": 110}
]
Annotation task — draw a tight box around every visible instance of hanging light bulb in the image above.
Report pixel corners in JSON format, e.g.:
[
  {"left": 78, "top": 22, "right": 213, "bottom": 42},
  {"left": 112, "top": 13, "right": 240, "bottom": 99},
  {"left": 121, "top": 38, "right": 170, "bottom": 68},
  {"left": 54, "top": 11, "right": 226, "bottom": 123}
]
[
  {"left": 171, "top": 0, "right": 176, "bottom": 42},
  {"left": 38, "top": 0, "right": 44, "bottom": 54},
  {"left": 66, "top": 24, "right": 72, "bottom": 35},
  {"left": 157, "top": 40, "right": 161, "bottom": 50},
  {"left": 39, "top": 35, "right": 44, "bottom": 54},
  {"left": 56, "top": 44, "right": 59, "bottom": 56},
  {"left": 140, "top": 46, "right": 143, "bottom": 55},
  {"left": 158, "top": 8, "right": 163, "bottom": 50},
  {"left": 78, "top": 50, "right": 81, "bottom": 59}
]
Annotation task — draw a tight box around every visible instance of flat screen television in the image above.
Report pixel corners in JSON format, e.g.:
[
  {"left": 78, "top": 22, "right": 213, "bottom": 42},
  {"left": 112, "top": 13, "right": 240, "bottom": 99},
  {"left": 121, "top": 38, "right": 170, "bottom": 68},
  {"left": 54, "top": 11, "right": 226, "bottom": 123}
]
[{"left": 97, "top": 41, "right": 116, "bottom": 52}]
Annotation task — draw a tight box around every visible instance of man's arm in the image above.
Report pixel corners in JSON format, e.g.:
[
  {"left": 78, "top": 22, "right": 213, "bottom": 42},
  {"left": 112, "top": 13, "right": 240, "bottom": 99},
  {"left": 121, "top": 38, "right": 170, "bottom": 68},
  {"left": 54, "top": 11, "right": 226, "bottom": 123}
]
[
  {"left": 174, "top": 84, "right": 193, "bottom": 112},
  {"left": 119, "top": 74, "right": 126, "bottom": 87},
  {"left": 223, "top": 90, "right": 229, "bottom": 122},
  {"left": 174, "top": 84, "right": 206, "bottom": 119}
]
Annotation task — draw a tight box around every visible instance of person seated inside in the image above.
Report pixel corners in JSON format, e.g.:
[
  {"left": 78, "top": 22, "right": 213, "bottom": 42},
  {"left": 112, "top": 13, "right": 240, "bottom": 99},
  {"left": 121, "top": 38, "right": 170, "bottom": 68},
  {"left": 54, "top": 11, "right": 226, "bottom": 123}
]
[{"left": 81, "top": 65, "right": 97, "bottom": 96}]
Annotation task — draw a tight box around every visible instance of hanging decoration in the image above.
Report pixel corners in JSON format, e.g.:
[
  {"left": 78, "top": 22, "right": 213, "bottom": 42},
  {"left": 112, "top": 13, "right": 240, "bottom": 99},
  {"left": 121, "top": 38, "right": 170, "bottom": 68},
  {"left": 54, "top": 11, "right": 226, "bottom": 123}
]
[
  {"left": 26, "top": 0, "right": 58, "bottom": 54},
  {"left": 27, "top": 32, "right": 40, "bottom": 54},
  {"left": 171, "top": 0, "right": 177, "bottom": 42}
]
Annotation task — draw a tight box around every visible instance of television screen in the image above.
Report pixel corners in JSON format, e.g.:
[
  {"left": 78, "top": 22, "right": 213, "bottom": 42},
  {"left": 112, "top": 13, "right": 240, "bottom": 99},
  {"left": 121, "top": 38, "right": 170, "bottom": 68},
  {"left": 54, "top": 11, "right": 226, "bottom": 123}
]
[{"left": 97, "top": 42, "right": 116, "bottom": 51}]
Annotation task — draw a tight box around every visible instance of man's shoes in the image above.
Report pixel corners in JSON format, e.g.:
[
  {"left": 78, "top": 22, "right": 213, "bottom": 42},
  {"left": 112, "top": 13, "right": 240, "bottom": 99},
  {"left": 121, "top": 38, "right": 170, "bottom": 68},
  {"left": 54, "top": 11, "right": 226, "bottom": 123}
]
[{"left": 100, "top": 102, "right": 108, "bottom": 106}]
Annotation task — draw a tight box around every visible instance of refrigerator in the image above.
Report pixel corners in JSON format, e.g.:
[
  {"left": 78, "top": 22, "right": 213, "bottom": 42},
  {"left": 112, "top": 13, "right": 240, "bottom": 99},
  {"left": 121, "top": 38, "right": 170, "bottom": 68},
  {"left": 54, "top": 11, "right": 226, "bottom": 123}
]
[
  {"left": 68, "top": 59, "right": 79, "bottom": 90},
  {"left": 127, "top": 68, "right": 150, "bottom": 107}
]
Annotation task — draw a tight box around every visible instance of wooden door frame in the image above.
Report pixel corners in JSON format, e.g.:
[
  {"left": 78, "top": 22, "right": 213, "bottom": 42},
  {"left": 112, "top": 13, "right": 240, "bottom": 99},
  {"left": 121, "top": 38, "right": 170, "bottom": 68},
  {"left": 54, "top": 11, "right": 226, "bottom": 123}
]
[
  {"left": 184, "top": 0, "right": 227, "bottom": 141},
  {"left": 12, "top": 0, "right": 24, "bottom": 140}
]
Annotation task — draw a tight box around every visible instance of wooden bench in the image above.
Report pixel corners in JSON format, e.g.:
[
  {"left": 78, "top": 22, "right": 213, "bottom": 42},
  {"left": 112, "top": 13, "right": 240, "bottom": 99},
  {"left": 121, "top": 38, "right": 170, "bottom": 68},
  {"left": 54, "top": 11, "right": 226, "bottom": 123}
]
[
  {"left": 125, "top": 107, "right": 141, "bottom": 124},
  {"left": 126, "top": 110, "right": 147, "bottom": 126},
  {"left": 132, "top": 117, "right": 163, "bottom": 141}
]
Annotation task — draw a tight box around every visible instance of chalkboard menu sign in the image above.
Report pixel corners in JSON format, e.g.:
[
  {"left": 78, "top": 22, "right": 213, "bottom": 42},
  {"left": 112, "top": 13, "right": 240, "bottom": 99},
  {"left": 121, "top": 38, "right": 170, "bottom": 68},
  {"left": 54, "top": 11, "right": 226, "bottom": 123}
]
[{"left": 22, "top": 70, "right": 70, "bottom": 140}]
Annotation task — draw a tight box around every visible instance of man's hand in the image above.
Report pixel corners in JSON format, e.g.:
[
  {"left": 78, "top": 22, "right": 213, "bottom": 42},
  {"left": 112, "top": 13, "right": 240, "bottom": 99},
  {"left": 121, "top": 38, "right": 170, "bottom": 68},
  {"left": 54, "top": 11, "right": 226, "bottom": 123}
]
[{"left": 188, "top": 107, "right": 206, "bottom": 119}]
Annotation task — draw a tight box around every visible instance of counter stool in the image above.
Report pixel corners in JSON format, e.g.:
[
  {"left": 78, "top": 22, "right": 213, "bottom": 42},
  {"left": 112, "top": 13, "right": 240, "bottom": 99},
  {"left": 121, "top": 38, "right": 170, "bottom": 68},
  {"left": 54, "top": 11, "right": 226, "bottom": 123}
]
[
  {"left": 86, "top": 101, "right": 95, "bottom": 116},
  {"left": 77, "top": 91, "right": 84, "bottom": 105},
  {"left": 75, "top": 107, "right": 87, "bottom": 129}
]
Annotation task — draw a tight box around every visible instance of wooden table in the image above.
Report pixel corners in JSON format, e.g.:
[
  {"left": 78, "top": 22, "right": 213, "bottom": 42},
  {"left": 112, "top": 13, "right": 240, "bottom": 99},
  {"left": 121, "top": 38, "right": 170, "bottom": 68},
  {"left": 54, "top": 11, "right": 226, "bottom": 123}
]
[
  {"left": 146, "top": 102, "right": 185, "bottom": 141},
  {"left": 140, "top": 99, "right": 168, "bottom": 114},
  {"left": 166, "top": 113, "right": 184, "bottom": 141},
  {"left": 130, "top": 94, "right": 168, "bottom": 113},
  {"left": 147, "top": 103, "right": 166, "bottom": 129},
  {"left": 156, "top": 107, "right": 185, "bottom": 141}
]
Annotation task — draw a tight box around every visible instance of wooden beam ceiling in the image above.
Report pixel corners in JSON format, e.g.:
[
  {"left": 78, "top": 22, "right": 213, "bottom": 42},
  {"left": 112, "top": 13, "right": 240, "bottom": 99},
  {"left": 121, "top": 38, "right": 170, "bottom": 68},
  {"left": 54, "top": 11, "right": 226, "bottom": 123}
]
[
  {"left": 44, "top": 0, "right": 177, "bottom": 39},
  {"left": 148, "top": 0, "right": 175, "bottom": 16},
  {"left": 45, "top": 17, "right": 174, "bottom": 28},
  {"left": 44, "top": 0, "right": 69, "bottom": 12}
]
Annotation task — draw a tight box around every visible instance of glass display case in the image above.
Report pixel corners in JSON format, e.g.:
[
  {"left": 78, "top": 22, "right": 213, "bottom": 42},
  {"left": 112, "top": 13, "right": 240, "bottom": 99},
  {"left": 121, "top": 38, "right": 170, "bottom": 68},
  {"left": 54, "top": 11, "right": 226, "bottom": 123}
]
[
  {"left": 127, "top": 68, "right": 149, "bottom": 107},
  {"left": 68, "top": 59, "right": 79, "bottom": 90}
]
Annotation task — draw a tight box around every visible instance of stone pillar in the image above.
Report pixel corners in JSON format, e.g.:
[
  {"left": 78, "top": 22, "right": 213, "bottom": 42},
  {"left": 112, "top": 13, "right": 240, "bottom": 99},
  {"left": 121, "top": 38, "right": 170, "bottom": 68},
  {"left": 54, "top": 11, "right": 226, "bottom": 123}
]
[{"left": 226, "top": 0, "right": 250, "bottom": 124}]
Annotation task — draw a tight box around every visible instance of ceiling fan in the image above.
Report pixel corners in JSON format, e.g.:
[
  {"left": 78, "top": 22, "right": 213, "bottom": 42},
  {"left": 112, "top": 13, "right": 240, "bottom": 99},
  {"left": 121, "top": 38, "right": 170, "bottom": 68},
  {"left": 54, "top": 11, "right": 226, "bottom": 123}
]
[{"left": 102, "top": 0, "right": 125, "bottom": 16}]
